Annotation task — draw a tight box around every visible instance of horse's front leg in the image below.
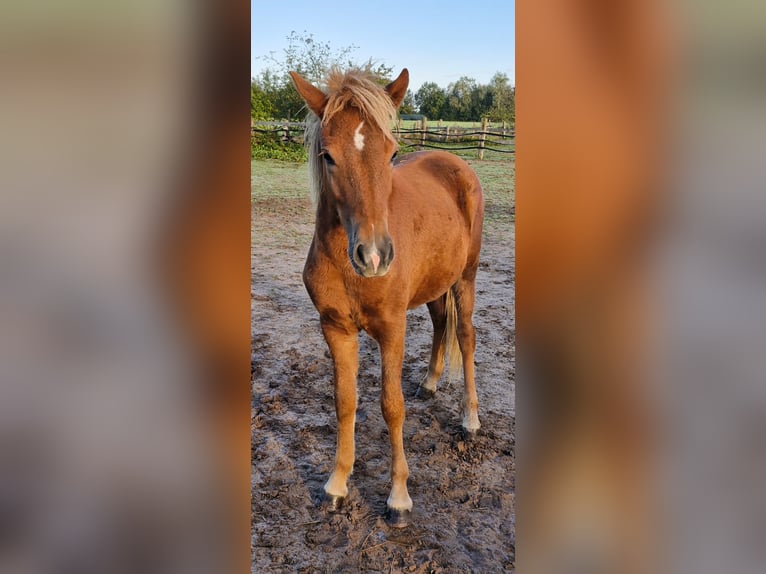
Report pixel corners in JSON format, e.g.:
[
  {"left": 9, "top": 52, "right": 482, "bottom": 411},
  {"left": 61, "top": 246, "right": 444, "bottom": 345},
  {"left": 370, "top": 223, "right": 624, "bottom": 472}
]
[
  {"left": 374, "top": 319, "right": 412, "bottom": 527},
  {"left": 321, "top": 319, "right": 358, "bottom": 511}
]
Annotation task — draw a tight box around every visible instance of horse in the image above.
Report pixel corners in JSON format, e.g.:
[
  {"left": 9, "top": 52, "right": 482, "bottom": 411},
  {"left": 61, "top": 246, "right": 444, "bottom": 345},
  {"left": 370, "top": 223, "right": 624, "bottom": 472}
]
[{"left": 289, "top": 67, "right": 484, "bottom": 527}]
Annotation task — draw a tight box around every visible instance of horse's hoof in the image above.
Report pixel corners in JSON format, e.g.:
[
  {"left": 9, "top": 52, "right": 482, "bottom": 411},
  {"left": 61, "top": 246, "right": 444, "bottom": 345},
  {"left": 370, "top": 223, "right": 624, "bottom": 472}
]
[
  {"left": 461, "top": 427, "right": 479, "bottom": 441},
  {"left": 385, "top": 507, "right": 412, "bottom": 528},
  {"left": 416, "top": 386, "right": 436, "bottom": 400},
  {"left": 321, "top": 493, "right": 345, "bottom": 513}
]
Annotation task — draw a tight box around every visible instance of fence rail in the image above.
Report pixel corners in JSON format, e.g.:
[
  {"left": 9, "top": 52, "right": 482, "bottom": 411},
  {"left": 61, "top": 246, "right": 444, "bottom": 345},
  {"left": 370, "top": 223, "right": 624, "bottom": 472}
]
[{"left": 252, "top": 119, "right": 515, "bottom": 159}]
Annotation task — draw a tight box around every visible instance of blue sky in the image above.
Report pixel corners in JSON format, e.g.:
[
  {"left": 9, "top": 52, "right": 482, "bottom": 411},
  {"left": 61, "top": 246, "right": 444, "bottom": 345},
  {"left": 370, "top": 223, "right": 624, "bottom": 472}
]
[{"left": 251, "top": 1, "right": 514, "bottom": 91}]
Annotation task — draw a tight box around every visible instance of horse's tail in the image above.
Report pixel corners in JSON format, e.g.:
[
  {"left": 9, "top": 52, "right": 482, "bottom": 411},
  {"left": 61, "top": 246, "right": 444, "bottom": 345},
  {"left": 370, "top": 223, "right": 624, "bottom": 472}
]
[{"left": 444, "top": 287, "right": 463, "bottom": 384}]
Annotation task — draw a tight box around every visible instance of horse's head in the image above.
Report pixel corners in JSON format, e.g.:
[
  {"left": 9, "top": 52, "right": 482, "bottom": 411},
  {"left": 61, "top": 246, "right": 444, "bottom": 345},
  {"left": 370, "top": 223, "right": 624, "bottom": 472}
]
[{"left": 289, "top": 68, "right": 409, "bottom": 278}]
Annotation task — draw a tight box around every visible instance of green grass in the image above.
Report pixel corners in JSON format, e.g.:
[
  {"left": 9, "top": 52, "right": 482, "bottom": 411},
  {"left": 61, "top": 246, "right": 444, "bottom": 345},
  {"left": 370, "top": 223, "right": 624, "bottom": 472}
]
[
  {"left": 250, "top": 159, "right": 513, "bottom": 203},
  {"left": 466, "top": 160, "right": 515, "bottom": 232},
  {"left": 251, "top": 160, "right": 313, "bottom": 251},
  {"left": 398, "top": 141, "right": 513, "bottom": 163},
  {"left": 395, "top": 119, "right": 514, "bottom": 162},
  {"left": 397, "top": 120, "right": 512, "bottom": 130},
  {"left": 251, "top": 159, "right": 308, "bottom": 201},
  {"left": 251, "top": 157, "right": 514, "bottom": 244},
  {"left": 252, "top": 119, "right": 513, "bottom": 162}
]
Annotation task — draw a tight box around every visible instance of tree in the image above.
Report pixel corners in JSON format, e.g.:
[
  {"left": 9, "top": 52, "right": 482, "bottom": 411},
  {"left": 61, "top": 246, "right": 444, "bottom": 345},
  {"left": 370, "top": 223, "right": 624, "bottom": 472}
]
[
  {"left": 471, "top": 83, "right": 492, "bottom": 120},
  {"left": 250, "top": 81, "right": 273, "bottom": 121},
  {"left": 414, "top": 82, "right": 446, "bottom": 119},
  {"left": 486, "top": 72, "right": 515, "bottom": 123},
  {"left": 252, "top": 31, "right": 396, "bottom": 120},
  {"left": 444, "top": 76, "right": 478, "bottom": 121},
  {"left": 259, "top": 31, "right": 357, "bottom": 84},
  {"left": 399, "top": 90, "right": 416, "bottom": 115}
]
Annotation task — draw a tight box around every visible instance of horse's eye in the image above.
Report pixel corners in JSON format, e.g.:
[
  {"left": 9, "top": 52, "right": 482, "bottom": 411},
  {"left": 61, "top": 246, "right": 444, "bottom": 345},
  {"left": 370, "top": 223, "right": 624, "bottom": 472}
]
[
  {"left": 390, "top": 151, "right": 398, "bottom": 163},
  {"left": 321, "top": 150, "right": 335, "bottom": 166}
]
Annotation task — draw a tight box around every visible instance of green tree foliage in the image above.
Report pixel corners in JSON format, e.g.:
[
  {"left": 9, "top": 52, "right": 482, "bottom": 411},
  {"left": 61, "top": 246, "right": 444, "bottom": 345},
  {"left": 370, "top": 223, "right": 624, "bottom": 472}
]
[
  {"left": 414, "top": 82, "right": 447, "bottom": 120},
  {"left": 444, "top": 76, "right": 478, "bottom": 121},
  {"left": 410, "top": 75, "right": 514, "bottom": 123},
  {"left": 260, "top": 30, "right": 363, "bottom": 84},
  {"left": 252, "top": 31, "right": 394, "bottom": 120},
  {"left": 485, "top": 72, "right": 515, "bottom": 123},
  {"left": 250, "top": 82, "right": 273, "bottom": 121},
  {"left": 251, "top": 32, "right": 515, "bottom": 125},
  {"left": 399, "top": 89, "right": 416, "bottom": 115}
]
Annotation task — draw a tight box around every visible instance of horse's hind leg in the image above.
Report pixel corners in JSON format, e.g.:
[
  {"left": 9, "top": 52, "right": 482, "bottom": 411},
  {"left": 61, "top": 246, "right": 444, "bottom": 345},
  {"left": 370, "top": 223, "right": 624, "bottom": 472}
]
[
  {"left": 320, "top": 320, "right": 359, "bottom": 510},
  {"left": 417, "top": 295, "right": 447, "bottom": 399},
  {"left": 453, "top": 276, "right": 480, "bottom": 437}
]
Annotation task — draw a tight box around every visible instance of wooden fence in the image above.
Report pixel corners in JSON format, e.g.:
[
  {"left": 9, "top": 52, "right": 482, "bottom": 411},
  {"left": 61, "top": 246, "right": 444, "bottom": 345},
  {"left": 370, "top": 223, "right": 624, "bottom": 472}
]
[{"left": 251, "top": 118, "right": 515, "bottom": 160}]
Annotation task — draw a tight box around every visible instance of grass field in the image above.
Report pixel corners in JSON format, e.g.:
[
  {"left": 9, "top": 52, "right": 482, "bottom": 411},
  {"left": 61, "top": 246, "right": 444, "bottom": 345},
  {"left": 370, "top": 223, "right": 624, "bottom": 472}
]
[
  {"left": 397, "top": 120, "right": 513, "bottom": 130},
  {"left": 251, "top": 156, "right": 514, "bottom": 242},
  {"left": 396, "top": 119, "right": 514, "bottom": 161},
  {"left": 252, "top": 119, "right": 514, "bottom": 162},
  {"left": 397, "top": 142, "right": 514, "bottom": 163}
]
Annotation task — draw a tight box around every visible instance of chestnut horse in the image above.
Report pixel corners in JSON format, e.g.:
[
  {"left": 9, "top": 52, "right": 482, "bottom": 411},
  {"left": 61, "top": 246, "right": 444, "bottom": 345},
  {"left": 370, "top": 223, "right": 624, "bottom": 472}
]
[{"left": 289, "top": 68, "right": 484, "bottom": 527}]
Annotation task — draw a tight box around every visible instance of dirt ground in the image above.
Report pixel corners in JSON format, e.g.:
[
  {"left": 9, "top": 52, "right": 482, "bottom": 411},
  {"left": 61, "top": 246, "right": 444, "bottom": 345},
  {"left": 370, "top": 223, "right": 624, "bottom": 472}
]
[{"left": 251, "top": 159, "right": 515, "bottom": 573}]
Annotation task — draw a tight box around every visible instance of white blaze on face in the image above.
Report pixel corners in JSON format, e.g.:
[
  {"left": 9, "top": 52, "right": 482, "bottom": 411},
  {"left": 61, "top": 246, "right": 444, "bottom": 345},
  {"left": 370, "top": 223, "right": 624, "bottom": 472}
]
[
  {"left": 369, "top": 223, "right": 380, "bottom": 273},
  {"left": 353, "top": 121, "right": 365, "bottom": 151}
]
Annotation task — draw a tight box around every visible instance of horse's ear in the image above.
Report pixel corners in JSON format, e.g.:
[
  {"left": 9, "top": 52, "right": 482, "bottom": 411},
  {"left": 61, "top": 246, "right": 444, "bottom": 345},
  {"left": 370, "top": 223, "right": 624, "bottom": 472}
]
[
  {"left": 385, "top": 68, "right": 409, "bottom": 108},
  {"left": 289, "top": 71, "right": 327, "bottom": 117}
]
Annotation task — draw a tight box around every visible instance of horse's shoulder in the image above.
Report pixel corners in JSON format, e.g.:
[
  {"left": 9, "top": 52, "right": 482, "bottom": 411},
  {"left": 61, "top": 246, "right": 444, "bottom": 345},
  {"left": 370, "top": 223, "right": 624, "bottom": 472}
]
[
  {"left": 303, "top": 247, "right": 336, "bottom": 296},
  {"left": 303, "top": 254, "right": 357, "bottom": 325}
]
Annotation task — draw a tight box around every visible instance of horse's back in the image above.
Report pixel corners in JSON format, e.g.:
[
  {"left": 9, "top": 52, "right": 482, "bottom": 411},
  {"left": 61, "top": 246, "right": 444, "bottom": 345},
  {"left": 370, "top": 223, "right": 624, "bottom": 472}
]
[
  {"left": 393, "top": 151, "right": 484, "bottom": 236},
  {"left": 390, "top": 151, "right": 484, "bottom": 306}
]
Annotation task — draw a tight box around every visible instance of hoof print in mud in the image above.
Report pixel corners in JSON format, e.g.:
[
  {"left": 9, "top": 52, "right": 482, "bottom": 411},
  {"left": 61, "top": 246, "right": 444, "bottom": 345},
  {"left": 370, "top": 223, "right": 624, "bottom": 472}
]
[
  {"left": 320, "top": 494, "right": 345, "bottom": 513},
  {"left": 385, "top": 508, "right": 412, "bottom": 529},
  {"left": 415, "top": 385, "right": 436, "bottom": 400}
]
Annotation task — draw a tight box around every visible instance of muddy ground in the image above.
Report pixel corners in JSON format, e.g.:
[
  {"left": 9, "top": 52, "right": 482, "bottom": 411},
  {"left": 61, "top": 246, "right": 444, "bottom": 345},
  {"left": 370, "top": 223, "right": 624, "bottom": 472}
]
[{"left": 252, "top": 159, "right": 515, "bottom": 573}]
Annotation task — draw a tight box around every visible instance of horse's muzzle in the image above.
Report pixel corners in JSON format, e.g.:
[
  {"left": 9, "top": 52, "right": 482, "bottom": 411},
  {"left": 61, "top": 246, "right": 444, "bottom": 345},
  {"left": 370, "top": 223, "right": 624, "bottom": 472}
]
[{"left": 350, "top": 235, "right": 394, "bottom": 277}]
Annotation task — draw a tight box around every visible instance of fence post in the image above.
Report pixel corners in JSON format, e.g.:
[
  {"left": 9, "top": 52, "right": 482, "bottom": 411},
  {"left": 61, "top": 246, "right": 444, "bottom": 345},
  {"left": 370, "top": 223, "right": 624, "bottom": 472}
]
[
  {"left": 445, "top": 125, "right": 450, "bottom": 143},
  {"left": 283, "top": 122, "right": 290, "bottom": 143},
  {"left": 478, "top": 117, "right": 488, "bottom": 159},
  {"left": 420, "top": 117, "right": 427, "bottom": 151}
]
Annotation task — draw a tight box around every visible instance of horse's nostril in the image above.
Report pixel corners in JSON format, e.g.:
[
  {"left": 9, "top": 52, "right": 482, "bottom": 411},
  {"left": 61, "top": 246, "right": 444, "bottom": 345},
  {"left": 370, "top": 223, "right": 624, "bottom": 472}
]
[{"left": 356, "top": 244, "right": 366, "bottom": 265}]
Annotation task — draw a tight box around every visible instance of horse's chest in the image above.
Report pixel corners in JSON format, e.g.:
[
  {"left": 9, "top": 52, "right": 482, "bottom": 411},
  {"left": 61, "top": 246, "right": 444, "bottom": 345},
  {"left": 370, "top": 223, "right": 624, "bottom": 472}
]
[
  {"left": 347, "top": 294, "right": 391, "bottom": 331},
  {"left": 303, "top": 255, "right": 397, "bottom": 331}
]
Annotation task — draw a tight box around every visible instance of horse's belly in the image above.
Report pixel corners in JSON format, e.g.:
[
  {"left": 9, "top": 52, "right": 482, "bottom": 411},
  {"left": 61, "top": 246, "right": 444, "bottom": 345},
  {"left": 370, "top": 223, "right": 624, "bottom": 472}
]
[
  {"left": 405, "top": 241, "right": 468, "bottom": 308},
  {"left": 408, "top": 286, "right": 453, "bottom": 309}
]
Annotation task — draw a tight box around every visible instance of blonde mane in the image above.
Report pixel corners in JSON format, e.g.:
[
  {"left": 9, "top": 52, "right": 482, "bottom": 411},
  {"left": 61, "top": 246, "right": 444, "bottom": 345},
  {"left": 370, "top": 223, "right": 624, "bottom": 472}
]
[{"left": 305, "top": 68, "right": 398, "bottom": 205}]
